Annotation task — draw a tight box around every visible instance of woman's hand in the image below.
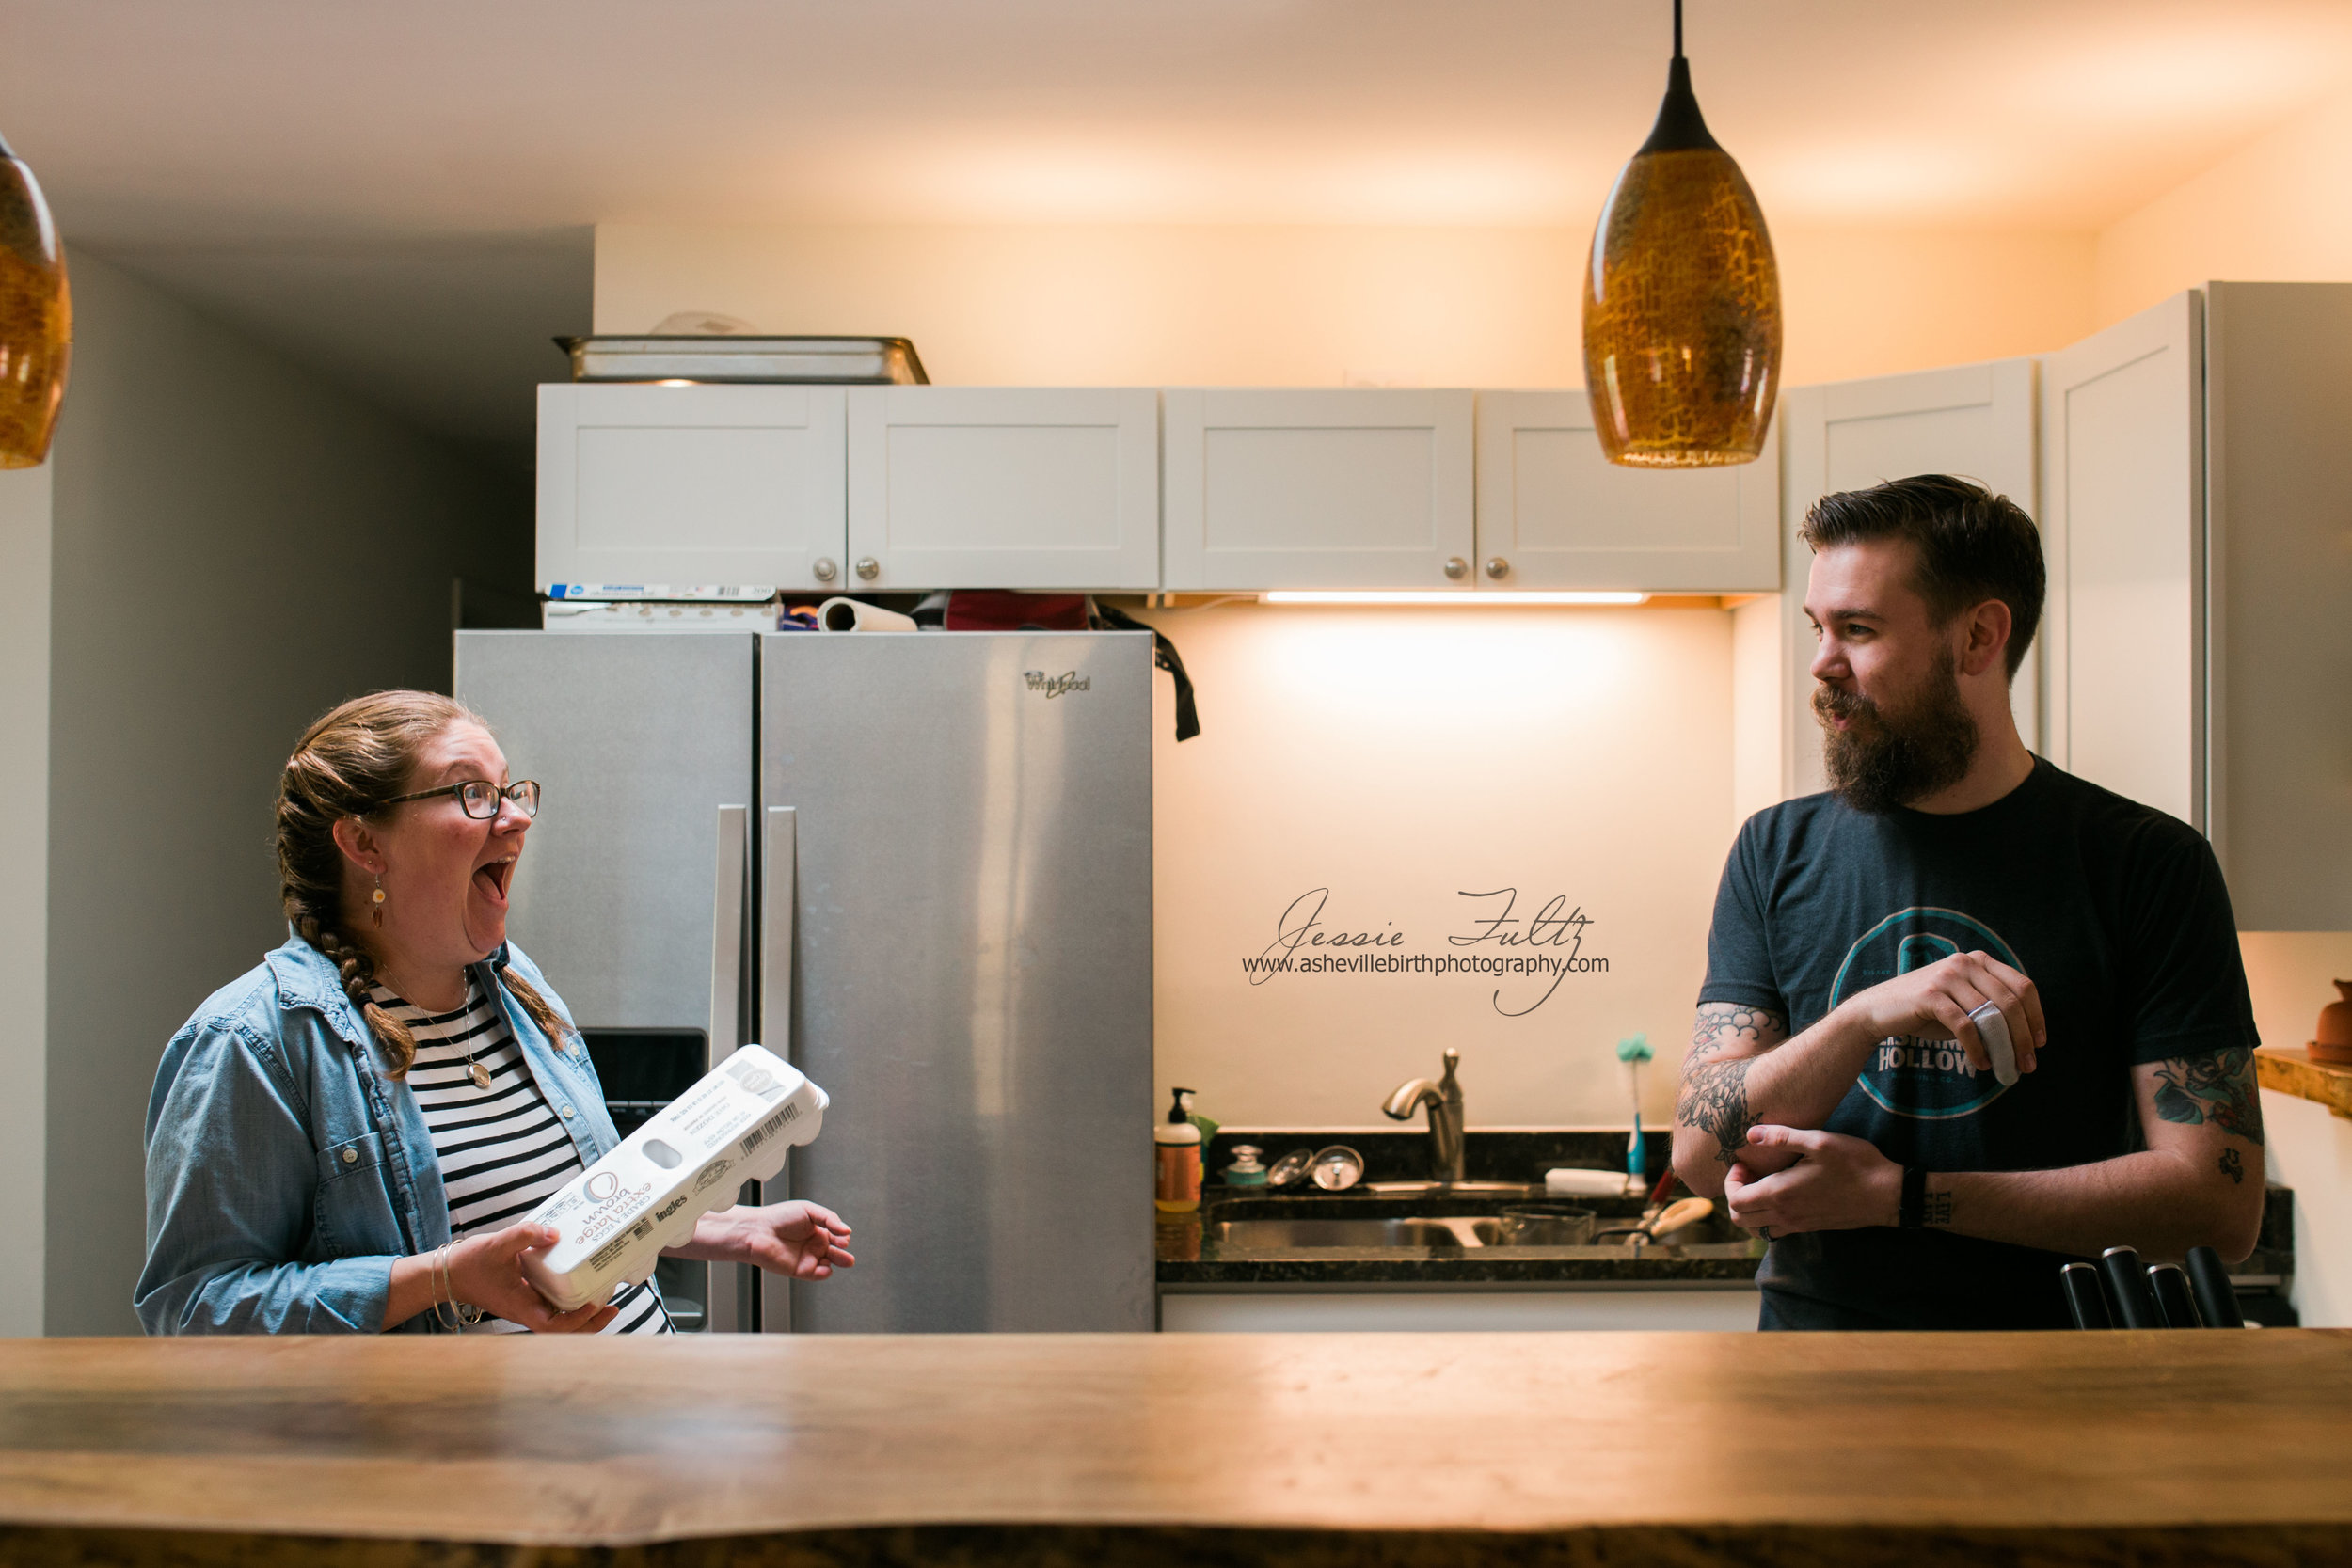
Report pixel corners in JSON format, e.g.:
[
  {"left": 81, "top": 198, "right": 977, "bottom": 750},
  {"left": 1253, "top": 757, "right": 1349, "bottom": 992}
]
[
  {"left": 667, "top": 1201, "right": 856, "bottom": 1279},
  {"left": 453, "top": 1224, "right": 621, "bottom": 1331},
  {"left": 387, "top": 1224, "right": 618, "bottom": 1333}
]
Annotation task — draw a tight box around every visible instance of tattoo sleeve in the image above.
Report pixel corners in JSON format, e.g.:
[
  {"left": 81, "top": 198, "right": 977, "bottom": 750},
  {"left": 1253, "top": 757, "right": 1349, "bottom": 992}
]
[
  {"left": 1677, "top": 1060, "right": 1754, "bottom": 1165},
  {"left": 1686, "top": 1002, "right": 1788, "bottom": 1062},
  {"left": 1677, "top": 1003, "right": 1786, "bottom": 1164},
  {"left": 2151, "top": 1045, "right": 2265, "bottom": 1148}
]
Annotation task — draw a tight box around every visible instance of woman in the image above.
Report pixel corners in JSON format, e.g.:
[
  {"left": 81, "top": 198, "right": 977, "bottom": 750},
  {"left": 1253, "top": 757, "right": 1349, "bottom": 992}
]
[{"left": 137, "top": 690, "right": 852, "bottom": 1334}]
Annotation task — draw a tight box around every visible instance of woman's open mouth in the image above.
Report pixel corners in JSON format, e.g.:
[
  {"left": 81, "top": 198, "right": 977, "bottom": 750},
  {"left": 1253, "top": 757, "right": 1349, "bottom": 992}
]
[{"left": 473, "top": 856, "right": 516, "bottom": 904}]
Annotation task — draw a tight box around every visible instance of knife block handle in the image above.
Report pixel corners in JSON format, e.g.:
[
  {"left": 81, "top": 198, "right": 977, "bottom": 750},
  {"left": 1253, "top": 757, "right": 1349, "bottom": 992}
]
[{"left": 2185, "top": 1245, "right": 2247, "bottom": 1328}]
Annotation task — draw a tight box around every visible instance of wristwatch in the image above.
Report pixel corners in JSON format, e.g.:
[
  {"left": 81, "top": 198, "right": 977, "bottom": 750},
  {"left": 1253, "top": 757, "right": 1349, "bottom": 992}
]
[{"left": 1899, "top": 1165, "right": 1929, "bottom": 1229}]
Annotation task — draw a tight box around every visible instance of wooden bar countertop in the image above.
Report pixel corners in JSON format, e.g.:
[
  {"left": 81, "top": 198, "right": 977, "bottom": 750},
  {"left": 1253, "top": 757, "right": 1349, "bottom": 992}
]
[{"left": 3, "top": 1330, "right": 2350, "bottom": 1567}]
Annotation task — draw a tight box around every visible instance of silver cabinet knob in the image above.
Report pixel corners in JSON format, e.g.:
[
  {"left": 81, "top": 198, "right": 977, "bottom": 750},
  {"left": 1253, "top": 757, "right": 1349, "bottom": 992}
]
[
  {"left": 1443, "top": 556, "right": 1470, "bottom": 581},
  {"left": 812, "top": 557, "right": 838, "bottom": 584},
  {"left": 1485, "top": 556, "right": 1511, "bottom": 580},
  {"left": 854, "top": 557, "right": 881, "bottom": 581}
]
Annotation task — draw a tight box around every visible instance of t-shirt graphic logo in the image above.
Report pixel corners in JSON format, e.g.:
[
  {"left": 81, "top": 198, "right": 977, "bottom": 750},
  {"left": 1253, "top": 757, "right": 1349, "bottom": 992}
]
[{"left": 1831, "top": 907, "right": 2023, "bottom": 1120}]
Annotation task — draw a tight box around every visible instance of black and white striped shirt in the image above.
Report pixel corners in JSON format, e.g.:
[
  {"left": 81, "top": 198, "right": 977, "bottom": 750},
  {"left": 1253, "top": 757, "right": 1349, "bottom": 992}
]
[{"left": 373, "top": 978, "right": 671, "bottom": 1335}]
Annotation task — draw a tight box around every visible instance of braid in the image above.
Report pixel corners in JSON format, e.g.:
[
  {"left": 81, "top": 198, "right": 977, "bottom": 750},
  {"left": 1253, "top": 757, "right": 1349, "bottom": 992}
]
[
  {"left": 274, "top": 690, "right": 482, "bottom": 1080},
  {"left": 287, "top": 901, "right": 419, "bottom": 1078},
  {"left": 499, "top": 967, "right": 577, "bottom": 1049}
]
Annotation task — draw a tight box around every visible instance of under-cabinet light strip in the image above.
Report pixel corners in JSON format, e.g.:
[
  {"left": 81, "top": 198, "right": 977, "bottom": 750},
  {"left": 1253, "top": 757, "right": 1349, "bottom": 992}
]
[{"left": 1259, "top": 590, "right": 1650, "bottom": 607}]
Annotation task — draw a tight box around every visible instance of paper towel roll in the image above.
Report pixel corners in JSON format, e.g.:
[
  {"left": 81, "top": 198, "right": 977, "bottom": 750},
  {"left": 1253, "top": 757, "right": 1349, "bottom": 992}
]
[
  {"left": 819, "top": 597, "right": 917, "bottom": 632},
  {"left": 1546, "top": 1167, "right": 1641, "bottom": 1197}
]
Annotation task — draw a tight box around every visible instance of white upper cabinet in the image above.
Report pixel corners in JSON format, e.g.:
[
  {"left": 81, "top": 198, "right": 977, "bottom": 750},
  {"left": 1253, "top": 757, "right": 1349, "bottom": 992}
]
[
  {"left": 2039, "top": 282, "right": 2352, "bottom": 929},
  {"left": 1772, "top": 360, "right": 2039, "bottom": 800},
  {"left": 2039, "top": 293, "right": 2202, "bottom": 832},
  {"left": 1162, "top": 389, "right": 1475, "bottom": 591},
  {"left": 2198, "top": 283, "right": 2352, "bottom": 928},
  {"left": 537, "top": 383, "right": 848, "bottom": 592},
  {"left": 846, "top": 387, "right": 1160, "bottom": 592},
  {"left": 1473, "top": 391, "right": 1779, "bottom": 592}
]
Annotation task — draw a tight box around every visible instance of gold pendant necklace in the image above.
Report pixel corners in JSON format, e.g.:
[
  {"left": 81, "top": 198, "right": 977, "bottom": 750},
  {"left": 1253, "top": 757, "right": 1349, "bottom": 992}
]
[{"left": 469, "top": 1058, "right": 493, "bottom": 1091}]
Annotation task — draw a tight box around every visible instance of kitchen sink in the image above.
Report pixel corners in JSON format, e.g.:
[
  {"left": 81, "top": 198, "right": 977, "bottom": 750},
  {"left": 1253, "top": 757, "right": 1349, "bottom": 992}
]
[
  {"left": 1211, "top": 1218, "right": 1471, "bottom": 1250},
  {"left": 1200, "top": 1196, "right": 1757, "bottom": 1255}
]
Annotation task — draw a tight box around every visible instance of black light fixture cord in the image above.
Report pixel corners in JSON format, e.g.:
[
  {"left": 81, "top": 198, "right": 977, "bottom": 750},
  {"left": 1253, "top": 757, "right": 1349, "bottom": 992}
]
[{"left": 1673, "top": 0, "right": 1684, "bottom": 61}]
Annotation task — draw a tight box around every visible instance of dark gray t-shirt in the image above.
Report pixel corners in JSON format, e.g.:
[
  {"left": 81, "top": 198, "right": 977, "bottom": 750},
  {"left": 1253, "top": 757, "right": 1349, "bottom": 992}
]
[{"left": 1701, "top": 758, "right": 2258, "bottom": 1330}]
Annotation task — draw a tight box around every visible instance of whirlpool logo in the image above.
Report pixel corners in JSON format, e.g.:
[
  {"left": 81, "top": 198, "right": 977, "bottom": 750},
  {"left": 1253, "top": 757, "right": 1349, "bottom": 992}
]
[{"left": 1024, "top": 670, "right": 1089, "bottom": 698}]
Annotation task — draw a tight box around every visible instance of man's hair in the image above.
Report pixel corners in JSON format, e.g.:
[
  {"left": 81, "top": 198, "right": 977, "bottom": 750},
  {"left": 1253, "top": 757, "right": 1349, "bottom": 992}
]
[{"left": 1799, "top": 474, "right": 2046, "bottom": 680}]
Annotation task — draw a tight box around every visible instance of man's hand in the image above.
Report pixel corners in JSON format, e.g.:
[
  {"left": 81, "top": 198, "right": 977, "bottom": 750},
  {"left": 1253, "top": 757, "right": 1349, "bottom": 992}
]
[
  {"left": 1724, "top": 1126, "right": 1902, "bottom": 1236},
  {"left": 669, "top": 1201, "right": 857, "bottom": 1279},
  {"left": 1840, "top": 950, "right": 2047, "bottom": 1076}
]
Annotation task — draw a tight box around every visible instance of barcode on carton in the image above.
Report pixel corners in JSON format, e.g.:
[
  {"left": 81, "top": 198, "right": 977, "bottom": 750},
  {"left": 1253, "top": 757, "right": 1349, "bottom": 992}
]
[{"left": 739, "top": 1102, "right": 797, "bottom": 1156}]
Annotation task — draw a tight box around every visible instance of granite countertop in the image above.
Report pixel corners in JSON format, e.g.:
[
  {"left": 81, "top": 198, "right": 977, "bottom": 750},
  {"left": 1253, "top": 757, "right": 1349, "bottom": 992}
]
[{"left": 6, "top": 1331, "right": 2352, "bottom": 1565}]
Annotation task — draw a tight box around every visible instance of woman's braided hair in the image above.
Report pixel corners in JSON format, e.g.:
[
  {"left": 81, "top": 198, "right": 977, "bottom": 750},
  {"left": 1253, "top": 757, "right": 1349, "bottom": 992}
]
[{"left": 275, "top": 690, "right": 575, "bottom": 1079}]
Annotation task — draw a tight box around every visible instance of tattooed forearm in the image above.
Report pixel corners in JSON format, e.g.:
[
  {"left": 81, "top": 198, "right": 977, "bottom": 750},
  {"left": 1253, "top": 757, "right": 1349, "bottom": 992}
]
[
  {"left": 2152, "top": 1045, "right": 2265, "bottom": 1147},
  {"left": 1687, "top": 1002, "right": 1788, "bottom": 1062},
  {"left": 1677, "top": 1059, "right": 1756, "bottom": 1165},
  {"left": 2218, "top": 1148, "right": 2245, "bottom": 1184}
]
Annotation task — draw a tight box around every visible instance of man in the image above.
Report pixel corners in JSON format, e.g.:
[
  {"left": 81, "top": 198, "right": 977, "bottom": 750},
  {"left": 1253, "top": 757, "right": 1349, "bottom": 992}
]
[{"left": 1675, "top": 474, "right": 2264, "bottom": 1331}]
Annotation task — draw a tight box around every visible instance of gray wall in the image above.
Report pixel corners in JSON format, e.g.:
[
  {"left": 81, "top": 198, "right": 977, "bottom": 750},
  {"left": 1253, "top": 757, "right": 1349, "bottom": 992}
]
[
  {"left": 0, "top": 460, "right": 52, "bottom": 1337},
  {"left": 43, "top": 251, "right": 528, "bottom": 1335}
]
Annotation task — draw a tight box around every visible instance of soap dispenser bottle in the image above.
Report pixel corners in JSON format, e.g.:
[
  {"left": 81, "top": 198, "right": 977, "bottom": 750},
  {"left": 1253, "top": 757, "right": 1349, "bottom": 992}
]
[{"left": 1154, "top": 1087, "right": 1203, "bottom": 1213}]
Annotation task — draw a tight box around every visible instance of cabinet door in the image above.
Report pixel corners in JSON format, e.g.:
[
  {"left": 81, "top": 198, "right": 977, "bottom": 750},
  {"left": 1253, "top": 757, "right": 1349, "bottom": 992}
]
[
  {"left": 1473, "top": 391, "right": 1779, "bottom": 592},
  {"left": 1772, "top": 360, "right": 2039, "bottom": 800},
  {"left": 536, "top": 384, "right": 848, "bottom": 593},
  {"left": 1162, "top": 388, "right": 1474, "bottom": 591},
  {"left": 2040, "top": 293, "right": 2203, "bottom": 830},
  {"left": 2205, "top": 283, "right": 2352, "bottom": 927},
  {"left": 845, "top": 387, "right": 1159, "bottom": 592}
]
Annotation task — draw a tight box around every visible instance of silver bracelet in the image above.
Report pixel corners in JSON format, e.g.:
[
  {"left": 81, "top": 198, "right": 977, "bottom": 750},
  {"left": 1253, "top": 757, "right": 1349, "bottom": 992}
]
[
  {"left": 430, "top": 1242, "right": 483, "bottom": 1331},
  {"left": 432, "top": 1242, "right": 465, "bottom": 1332}
]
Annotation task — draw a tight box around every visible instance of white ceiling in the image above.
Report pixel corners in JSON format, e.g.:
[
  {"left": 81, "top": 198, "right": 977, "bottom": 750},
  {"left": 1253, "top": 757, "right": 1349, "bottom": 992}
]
[{"left": 6, "top": 0, "right": 2349, "bottom": 449}]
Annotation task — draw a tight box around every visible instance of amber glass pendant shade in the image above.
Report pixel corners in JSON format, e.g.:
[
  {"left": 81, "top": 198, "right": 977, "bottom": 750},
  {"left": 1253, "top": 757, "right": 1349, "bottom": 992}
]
[
  {"left": 0, "top": 131, "right": 72, "bottom": 469},
  {"left": 1582, "top": 30, "right": 1780, "bottom": 467}
]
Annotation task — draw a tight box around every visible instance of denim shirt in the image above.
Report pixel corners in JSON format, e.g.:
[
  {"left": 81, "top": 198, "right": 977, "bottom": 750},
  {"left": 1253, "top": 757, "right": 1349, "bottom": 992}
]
[{"left": 137, "top": 931, "right": 620, "bottom": 1335}]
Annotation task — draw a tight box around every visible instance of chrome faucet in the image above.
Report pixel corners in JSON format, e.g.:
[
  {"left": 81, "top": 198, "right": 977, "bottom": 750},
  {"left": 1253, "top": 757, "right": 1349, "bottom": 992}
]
[{"left": 1382, "top": 1048, "right": 1465, "bottom": 1184}]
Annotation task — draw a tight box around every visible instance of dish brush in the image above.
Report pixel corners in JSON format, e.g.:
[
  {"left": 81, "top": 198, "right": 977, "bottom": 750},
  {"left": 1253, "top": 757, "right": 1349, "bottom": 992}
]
[{"left": 1616, "top": 1032, "right": 1653, "bottom": 1185}]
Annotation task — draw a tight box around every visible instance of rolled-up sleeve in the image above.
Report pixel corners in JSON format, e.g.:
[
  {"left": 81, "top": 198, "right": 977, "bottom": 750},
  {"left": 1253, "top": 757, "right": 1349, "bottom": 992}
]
[{"left": 136, "top": 1018, "right": 400, "bottom": 1335}]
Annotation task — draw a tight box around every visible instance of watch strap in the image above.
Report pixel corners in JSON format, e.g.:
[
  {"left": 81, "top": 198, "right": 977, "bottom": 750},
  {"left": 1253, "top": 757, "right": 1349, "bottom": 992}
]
[{"left": 1899, "top": 1164, "right": 1929, "bottom": 1229}]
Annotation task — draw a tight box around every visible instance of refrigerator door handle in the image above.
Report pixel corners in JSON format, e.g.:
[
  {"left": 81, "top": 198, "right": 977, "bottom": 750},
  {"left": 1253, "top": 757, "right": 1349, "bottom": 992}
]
[
  {"left": 760, "top": 804, "right": 796, "bottom": 1334},
  {"left": 708, "top": 804, "right": 749, "bottom": 1066},
  {"left": 706, "top": 803, "right": 750, "bottom": 1334},
  {"left": 761, "top": 806, "right": 795, "bottom": 1059}
]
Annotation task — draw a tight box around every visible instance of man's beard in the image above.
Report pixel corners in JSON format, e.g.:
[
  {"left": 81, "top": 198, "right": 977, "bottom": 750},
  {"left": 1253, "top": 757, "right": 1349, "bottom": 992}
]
[{"left": 1814, "top": 650, "right": 1980, "bottom": 814}]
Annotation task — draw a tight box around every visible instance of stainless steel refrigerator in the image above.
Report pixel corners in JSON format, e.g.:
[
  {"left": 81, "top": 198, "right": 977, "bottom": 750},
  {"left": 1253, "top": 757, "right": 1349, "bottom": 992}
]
[{"left": 453, "top": 629, "right": 1154, "bottom": 1333}]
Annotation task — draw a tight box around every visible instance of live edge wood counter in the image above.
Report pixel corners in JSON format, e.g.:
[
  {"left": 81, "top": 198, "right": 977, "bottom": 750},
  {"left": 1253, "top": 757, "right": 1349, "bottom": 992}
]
[{"left": 3, "top": 1333, "right": 2349, "bottom": 1568}]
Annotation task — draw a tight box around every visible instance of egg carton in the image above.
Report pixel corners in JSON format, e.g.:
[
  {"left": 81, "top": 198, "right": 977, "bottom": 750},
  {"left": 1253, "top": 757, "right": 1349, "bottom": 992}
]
[{"left": 521, "top": 1044, "right": 828, "bottom": 1312}]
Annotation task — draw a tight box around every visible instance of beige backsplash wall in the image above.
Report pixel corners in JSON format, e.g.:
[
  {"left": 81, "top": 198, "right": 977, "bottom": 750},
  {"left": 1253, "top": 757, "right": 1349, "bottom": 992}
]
[{"left": 1140, "top": 601, "right": 1730, "bottom": 1129}]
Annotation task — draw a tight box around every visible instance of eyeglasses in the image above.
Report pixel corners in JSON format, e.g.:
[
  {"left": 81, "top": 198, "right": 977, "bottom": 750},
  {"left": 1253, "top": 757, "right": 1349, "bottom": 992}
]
[{"left": 378, "top": 780, "right": 541, "bottom": 820}]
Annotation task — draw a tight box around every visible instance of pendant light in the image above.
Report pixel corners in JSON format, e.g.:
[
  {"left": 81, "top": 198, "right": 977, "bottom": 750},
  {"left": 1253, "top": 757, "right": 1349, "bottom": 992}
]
[
  {"left": 1582, "top": 0, "right": 1780, "bottom": 467},
  {"left": 0, "top": 129, "right": 72, "bottom": 469}
]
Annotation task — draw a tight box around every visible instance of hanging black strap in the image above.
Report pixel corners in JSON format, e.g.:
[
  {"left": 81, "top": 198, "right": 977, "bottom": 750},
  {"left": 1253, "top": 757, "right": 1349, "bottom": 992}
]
[{"left": 1090, "top": 601, "right": 1200, "bottom": 741}]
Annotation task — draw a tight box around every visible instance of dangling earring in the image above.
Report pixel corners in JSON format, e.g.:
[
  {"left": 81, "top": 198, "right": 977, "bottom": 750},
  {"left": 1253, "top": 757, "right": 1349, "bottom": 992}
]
[{"left": 371, "top": 873, "right": 386, "bottom": 929}]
